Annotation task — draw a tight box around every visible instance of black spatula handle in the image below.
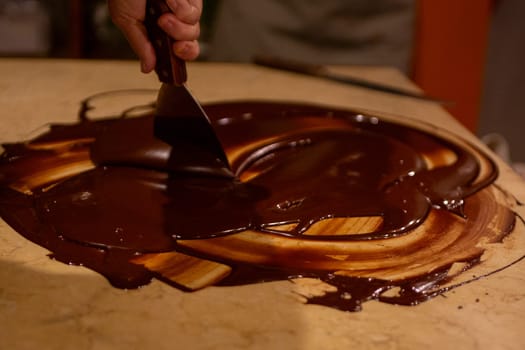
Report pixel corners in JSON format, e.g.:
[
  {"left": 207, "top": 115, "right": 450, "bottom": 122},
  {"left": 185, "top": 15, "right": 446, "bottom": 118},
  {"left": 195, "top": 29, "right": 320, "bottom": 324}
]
[{"left": 145, "top": 0, "right": 187, "bottom": 85}]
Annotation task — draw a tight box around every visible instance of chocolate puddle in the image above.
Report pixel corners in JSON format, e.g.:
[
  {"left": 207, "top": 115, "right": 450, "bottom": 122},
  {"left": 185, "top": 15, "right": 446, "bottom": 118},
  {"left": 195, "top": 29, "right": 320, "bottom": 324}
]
[{"left": 0, "top": 96, "right": 518, "bottom": 311}]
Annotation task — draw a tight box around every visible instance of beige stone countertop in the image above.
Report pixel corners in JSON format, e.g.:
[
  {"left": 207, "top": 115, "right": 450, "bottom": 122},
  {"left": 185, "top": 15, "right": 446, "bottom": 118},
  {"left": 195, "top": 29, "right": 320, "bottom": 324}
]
[{"left": 0, "top": 58, "right": 524, "bottom": 350}]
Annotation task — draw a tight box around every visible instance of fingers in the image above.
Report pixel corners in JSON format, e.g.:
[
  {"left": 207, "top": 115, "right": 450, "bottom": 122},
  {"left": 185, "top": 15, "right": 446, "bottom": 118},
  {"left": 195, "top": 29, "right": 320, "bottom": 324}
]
[
  {"left": 108, "top": 0, "right": 202, "bottom": 73},
  {"left": 172, "top": 40, "right": 200, "bottom": 61},
  {"left": 158, "top": 0, "right": 202, "bottom": 61},
  {"left": 158, "top": 13, "right": 200, "bottom": 41},
  {"left": 165, "top": 0, "right": 202, "bottom": 24},
  {"left": 108, "top": 0, "right": 156, "bottom": 73},
  {"left": 157, "top": 14, "right": 200, "bottom": 60},
  {"left": 122, "top": 23, "right": 157, "bottom": 73}
]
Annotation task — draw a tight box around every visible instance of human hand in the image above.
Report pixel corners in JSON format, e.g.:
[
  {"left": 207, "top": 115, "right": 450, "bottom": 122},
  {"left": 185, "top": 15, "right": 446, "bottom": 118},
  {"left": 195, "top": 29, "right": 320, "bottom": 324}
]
[{"left": 108, "top": 0, "right": 202, "bottom": 73}]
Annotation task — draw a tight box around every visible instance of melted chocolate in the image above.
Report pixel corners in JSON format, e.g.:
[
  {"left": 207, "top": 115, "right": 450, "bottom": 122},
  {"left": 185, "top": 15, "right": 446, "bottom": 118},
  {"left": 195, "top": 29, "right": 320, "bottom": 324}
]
[{"left": 0, "top": 98, "right": 515, "bottom": 311}]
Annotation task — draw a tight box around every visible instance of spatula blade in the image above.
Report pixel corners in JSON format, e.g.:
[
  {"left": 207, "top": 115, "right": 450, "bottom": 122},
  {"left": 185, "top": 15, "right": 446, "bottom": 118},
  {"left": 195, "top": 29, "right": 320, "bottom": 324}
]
[{"left": 154, "top": 83, "right": 232, "bottom": 177}]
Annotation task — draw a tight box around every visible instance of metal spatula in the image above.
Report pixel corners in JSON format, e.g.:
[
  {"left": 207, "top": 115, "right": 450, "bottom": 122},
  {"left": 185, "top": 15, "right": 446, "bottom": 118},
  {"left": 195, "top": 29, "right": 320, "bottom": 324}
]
[{"left": 145, "top": 0, "right": 232, "bottom": 178}]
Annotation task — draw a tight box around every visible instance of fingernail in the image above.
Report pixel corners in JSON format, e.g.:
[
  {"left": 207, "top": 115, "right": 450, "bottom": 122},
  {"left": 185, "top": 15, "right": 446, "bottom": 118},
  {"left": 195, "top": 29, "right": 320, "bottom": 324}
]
[
  {"left": 175, "top": 49, "right": 187, "bottom": 58},
  {"left": 141, "top": 61, "right": 148, "bottom": 73},
  {"left": 175, "top": 44, "right": 189, "bottom": 57}
]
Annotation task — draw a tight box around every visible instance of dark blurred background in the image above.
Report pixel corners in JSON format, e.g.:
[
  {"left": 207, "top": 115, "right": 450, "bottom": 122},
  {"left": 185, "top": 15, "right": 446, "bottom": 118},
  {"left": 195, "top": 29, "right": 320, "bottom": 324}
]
[
  {"left": 0, "top": 0, "right": 220, "bottom": 59},
  {"left": 0, "top": 0, "right": 523, "bottom": 167}
]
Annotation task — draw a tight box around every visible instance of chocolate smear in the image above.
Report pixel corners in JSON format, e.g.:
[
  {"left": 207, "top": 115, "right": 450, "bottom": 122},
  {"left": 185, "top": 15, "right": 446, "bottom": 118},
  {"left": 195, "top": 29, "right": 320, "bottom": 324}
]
[{"left": 0, "top": 96, "right": 518, "bottom": 311}]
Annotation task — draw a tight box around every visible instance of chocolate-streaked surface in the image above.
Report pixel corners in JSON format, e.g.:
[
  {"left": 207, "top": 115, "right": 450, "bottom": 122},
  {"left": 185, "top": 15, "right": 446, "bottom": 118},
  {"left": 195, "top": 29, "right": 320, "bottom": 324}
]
[{"left": 0, "top": 99, "right": 516, "bottom": 311}]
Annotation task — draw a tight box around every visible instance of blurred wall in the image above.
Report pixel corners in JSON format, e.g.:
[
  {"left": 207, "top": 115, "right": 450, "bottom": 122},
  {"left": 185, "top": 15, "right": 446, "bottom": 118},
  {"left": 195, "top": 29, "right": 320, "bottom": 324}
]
[{"left": 478, "top": 0, "right": 525, "bottom": 162}]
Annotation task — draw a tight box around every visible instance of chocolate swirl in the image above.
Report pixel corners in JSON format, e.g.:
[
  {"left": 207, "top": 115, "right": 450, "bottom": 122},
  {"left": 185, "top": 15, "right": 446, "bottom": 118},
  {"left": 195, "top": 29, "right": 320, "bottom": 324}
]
[{"left": 0, "top": 98, "right": 515, "bottom": 311}]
